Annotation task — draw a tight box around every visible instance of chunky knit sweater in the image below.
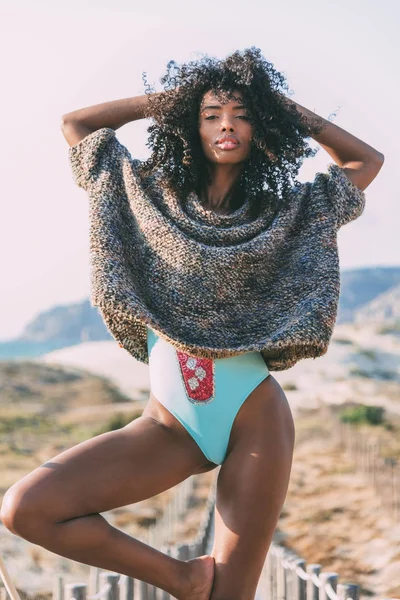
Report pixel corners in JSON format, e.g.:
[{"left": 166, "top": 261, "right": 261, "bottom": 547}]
[{"left": 68, "top": 127, "right": 366, "bottom": 371}]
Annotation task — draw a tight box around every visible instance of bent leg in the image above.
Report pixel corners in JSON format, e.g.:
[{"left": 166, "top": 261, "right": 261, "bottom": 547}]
[
  {"left": 209, "top": 375, "right": 295, "bottom": 600},
  {"left": 0, "top": 415, "right": 210, "bottom": 597}
]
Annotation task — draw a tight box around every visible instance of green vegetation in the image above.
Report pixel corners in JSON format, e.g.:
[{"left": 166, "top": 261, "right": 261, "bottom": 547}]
[
  {"left": 0, "top": 360, "right": 133, "bottom": 408},
  {"left": 377, "top": 320, "right": 400, "bottom": 335},
  {"left": 282, "top": 381, "right": 298, "bottom": 391},
  {"left": 355, "top": 348, "right": 378, "bottom": 361},
  {"left": 349, "top": 366, "right": 397, "bottom": 381},
  {"left": 94, "top": 412, "right": 141, "bottom": 435},
  {"left": 334, "top": 337, "right": 354, "bottom": 345},
  {"left": 339, "top": 404, "right": 385, "bottom": 426},
  {"left": 0, "top": 414, "right": 56, "bottom": 434}
]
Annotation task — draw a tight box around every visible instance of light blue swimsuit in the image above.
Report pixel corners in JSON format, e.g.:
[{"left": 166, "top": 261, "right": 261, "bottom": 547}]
[{"left": 146, "top": 326, "right": 270, "bottom": 466}]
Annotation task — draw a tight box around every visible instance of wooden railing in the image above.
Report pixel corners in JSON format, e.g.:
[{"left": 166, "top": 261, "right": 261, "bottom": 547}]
[
  {"left": 56, "top": 502, "right": 398, "bottom": 600},
  {"left": 56, "top": 475, "right": 216, "bottom": 600}
]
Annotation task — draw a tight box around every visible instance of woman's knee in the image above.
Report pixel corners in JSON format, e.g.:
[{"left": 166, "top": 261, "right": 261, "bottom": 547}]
[{"left": 1, "top": 484, "right": 38, "bottom": 538}]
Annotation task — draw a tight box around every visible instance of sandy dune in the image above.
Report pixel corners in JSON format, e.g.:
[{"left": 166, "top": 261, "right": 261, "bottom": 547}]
[{"left": 36, "top": 340, "right": 151, "bottom": 401}]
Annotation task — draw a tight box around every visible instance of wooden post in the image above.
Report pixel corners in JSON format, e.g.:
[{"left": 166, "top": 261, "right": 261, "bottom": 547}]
[
  {"left": 285, "top": 550, "right": 298, "bottom": 600},
  {"left": 205, "top": 510, "right": 215, "bottom": 556},
  {"left": 265, "top": 550, "right": 274, "bottom": 600},
  {"left": 276, "top": 548, "right": 285, "bottom": 600},
  {"left": 271, "top": 546, "right": 278, "bottom": 600},
  {"left": 155, "top": 584, "right": 169, "bottom": 600},
  {"left": 156, "top": 548, "right": 171, "bottom": 600},
  {"left": 293, "top": 558, "right": 306, "bottom": 600},
  {"left": 192, "top": 539, "right": 203, "bottom": 557},
  {"left": 138, "top": 579, "right": 148, "bottom": 600},
  {"left": 306, "top": 564, "right": 320, "bottom": 600},
  {"left": 176, "top": 544, "right": 189, "bottom": 561},
  {"left": 88, "top": 567, "right": 100, "bottom": 595},
  {"left": 123, "top": 576, "right": 134, "bottom": 600},
  {"left": 319, "top": 572, "right": 338, "bottom": 600},
  {"left": 187, "top": 542, "right": 197, "bottom": 559},
  {"left": 53, "top": 575, "right": 64, "bottom": 600},
  {"left": 196, "top": 525, "right": 206, "bottom": 551},
  {"left": 64, "top": 583, "right": 86, "bottom": 600},
  {"left": 284, "top": 553, "right": 293, "bottom": 600},
  {"left": 99, "top": 572, "right": 120, "bottom": 600},
  {"left": 337, "top": 583, "right": 359, "bottom": 600},
  {"left": 146, "top": 583, "right": 157, "bottom": 600}
]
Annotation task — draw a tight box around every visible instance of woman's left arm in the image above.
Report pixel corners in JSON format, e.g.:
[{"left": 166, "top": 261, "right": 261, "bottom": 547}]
[{"left": 282, "top": 97, "right": 385, "bottom": 191}]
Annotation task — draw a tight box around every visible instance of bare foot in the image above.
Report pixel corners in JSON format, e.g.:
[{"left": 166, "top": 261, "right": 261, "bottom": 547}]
[{"left": 183, "top": 554, "right": 215, "bottom": 600}]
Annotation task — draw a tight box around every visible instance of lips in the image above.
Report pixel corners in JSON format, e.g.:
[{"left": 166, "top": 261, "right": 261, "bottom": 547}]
[{"left": 216, "top": 136, "right": 239, "bottom": 150}]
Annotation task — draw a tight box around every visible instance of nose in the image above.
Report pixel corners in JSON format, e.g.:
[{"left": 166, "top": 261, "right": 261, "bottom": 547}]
[{"left": 220, "top": 114, "right": 235, "bottom": 132}]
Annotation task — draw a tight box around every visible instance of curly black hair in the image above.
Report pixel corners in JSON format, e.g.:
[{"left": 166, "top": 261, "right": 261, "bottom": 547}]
[{"left": 139, "top": 47, "right": 324, "bottom": 206}]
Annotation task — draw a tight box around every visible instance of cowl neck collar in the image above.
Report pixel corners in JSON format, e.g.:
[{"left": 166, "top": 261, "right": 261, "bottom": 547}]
[{"left": 184, "top": 189, "right": 254, "bottom": 226}]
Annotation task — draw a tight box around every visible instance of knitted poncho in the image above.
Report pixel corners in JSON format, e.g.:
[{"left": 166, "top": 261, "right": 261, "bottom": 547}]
[{"left": 68, "top": 127, "right": 366, "bottom": 371}]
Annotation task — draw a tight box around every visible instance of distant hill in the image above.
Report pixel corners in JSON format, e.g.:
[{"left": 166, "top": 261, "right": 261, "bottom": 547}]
[
  {"left": 1, "top": 266, "right": 399, "bottom": 360},
  {"left": 338, "top": 266, "right": 400, "bottom": 323},
  {"left": 0, "top": 360, "right": 132, "bottom": 413},
  {"left": 0, "top": 300, "right": 113, "bottom": 360},
  {"left": 354, "top": 282, "right": 400, "bottom": 332}
]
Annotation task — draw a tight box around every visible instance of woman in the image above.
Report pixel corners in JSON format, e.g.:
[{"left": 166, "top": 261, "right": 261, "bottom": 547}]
[{"left": 1, "top": 48, "right": 384, "bottom": 600}]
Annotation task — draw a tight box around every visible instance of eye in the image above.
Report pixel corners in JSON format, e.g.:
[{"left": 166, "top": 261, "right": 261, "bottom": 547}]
[{"left": 204, "top": 115, "right": 249, "bottom": 120}]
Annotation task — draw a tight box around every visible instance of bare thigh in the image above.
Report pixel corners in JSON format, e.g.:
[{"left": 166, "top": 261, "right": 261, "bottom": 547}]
[
  {"left": 1, "top": 413, "right": 215, "bottom": 538},
  {"left": 209, "top": 374, "right": 296, "bottom": 600}
]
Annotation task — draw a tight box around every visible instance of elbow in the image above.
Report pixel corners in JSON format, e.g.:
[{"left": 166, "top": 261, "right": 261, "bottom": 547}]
[
  {"left": 371, "top": 153, "right": 385, "bottom": 177},
  {"left": 60, "top": 114, "right": 76, "bottom": 129},
  {"left": 60, "top": 118, "right": 94, "bottom": 148},
  {"left": 365, "top": 152, "right": 385, "bottom": 177},
  {"left": 60, "top": 116, "right": 77, "bottom": 147}
]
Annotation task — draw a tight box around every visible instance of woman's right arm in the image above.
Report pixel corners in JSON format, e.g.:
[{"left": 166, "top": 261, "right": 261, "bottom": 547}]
[{"left": 61, "top": 93, "right": 159, "bottom": 147}]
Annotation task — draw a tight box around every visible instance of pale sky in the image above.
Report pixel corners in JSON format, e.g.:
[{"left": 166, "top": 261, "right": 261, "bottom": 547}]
[{"left": 1, "top": 0, "right": 398, "bottom": 341}]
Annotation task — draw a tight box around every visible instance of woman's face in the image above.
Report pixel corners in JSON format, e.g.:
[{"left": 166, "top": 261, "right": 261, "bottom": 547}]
[{"left": 198, "top": 89, "right": 253, "bottom": 165}]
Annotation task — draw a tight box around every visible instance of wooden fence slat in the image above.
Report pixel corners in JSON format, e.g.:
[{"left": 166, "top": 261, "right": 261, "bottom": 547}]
[
  {"left": 88, "top": 567, "right": 100, "bottom": 596},
  {"left": 99, "top": 572, "right": 120, "bottom": 600},
  {"left": 319, "top": 572, "right": 338, "bottom": 600},
  {"left": 53, "top": 575, "right": 64, "bottom": 600},
  {"left": 64, "top": 583, "right": 87, "bottom": 600},
  {"left": 138, "top": 578, "right": 148, "bottom": 600},
  {"left": 269, "top": 551, "right": 276, "bottom": 600},
  {"left": 276, "top": 548, "right": 285, "bottom": 600},
  {"left": 306, "top": 564, "right": 321, "bottom": 600},
  {"left": 176, "top": 544, "right": 189, "bottom": 561},
  {"left": 293, "top": 558, "right": 306, "bottom": 600},
  {"left": 266, "top": 551, "right": 274, "bottom": 600},
  {"left": 54, "top": 467, "right": 363, "bottom": 600},
  {"left": 123, "top": 576, "right": 134, "bottom": 600},
  {"left": 337, "top": 583, "right": 359, "bottom": 600}
]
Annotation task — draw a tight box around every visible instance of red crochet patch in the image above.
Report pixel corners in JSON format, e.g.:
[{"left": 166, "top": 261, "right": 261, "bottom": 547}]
[{"left": 176, "top": 350, "right": 215, "bottom": 403}]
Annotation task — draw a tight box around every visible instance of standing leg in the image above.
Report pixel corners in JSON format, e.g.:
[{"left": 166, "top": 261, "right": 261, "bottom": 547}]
[
  {"left": 0, "top": 415, "right": 215, "bottom": 599},
  {"left": 209, "top": 375, "right": 295, "bottom": 600}
]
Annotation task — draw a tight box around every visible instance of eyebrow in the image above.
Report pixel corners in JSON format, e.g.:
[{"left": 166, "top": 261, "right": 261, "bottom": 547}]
[{"left": 201, "top": 104, "right": 247, "bottom": 111}]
